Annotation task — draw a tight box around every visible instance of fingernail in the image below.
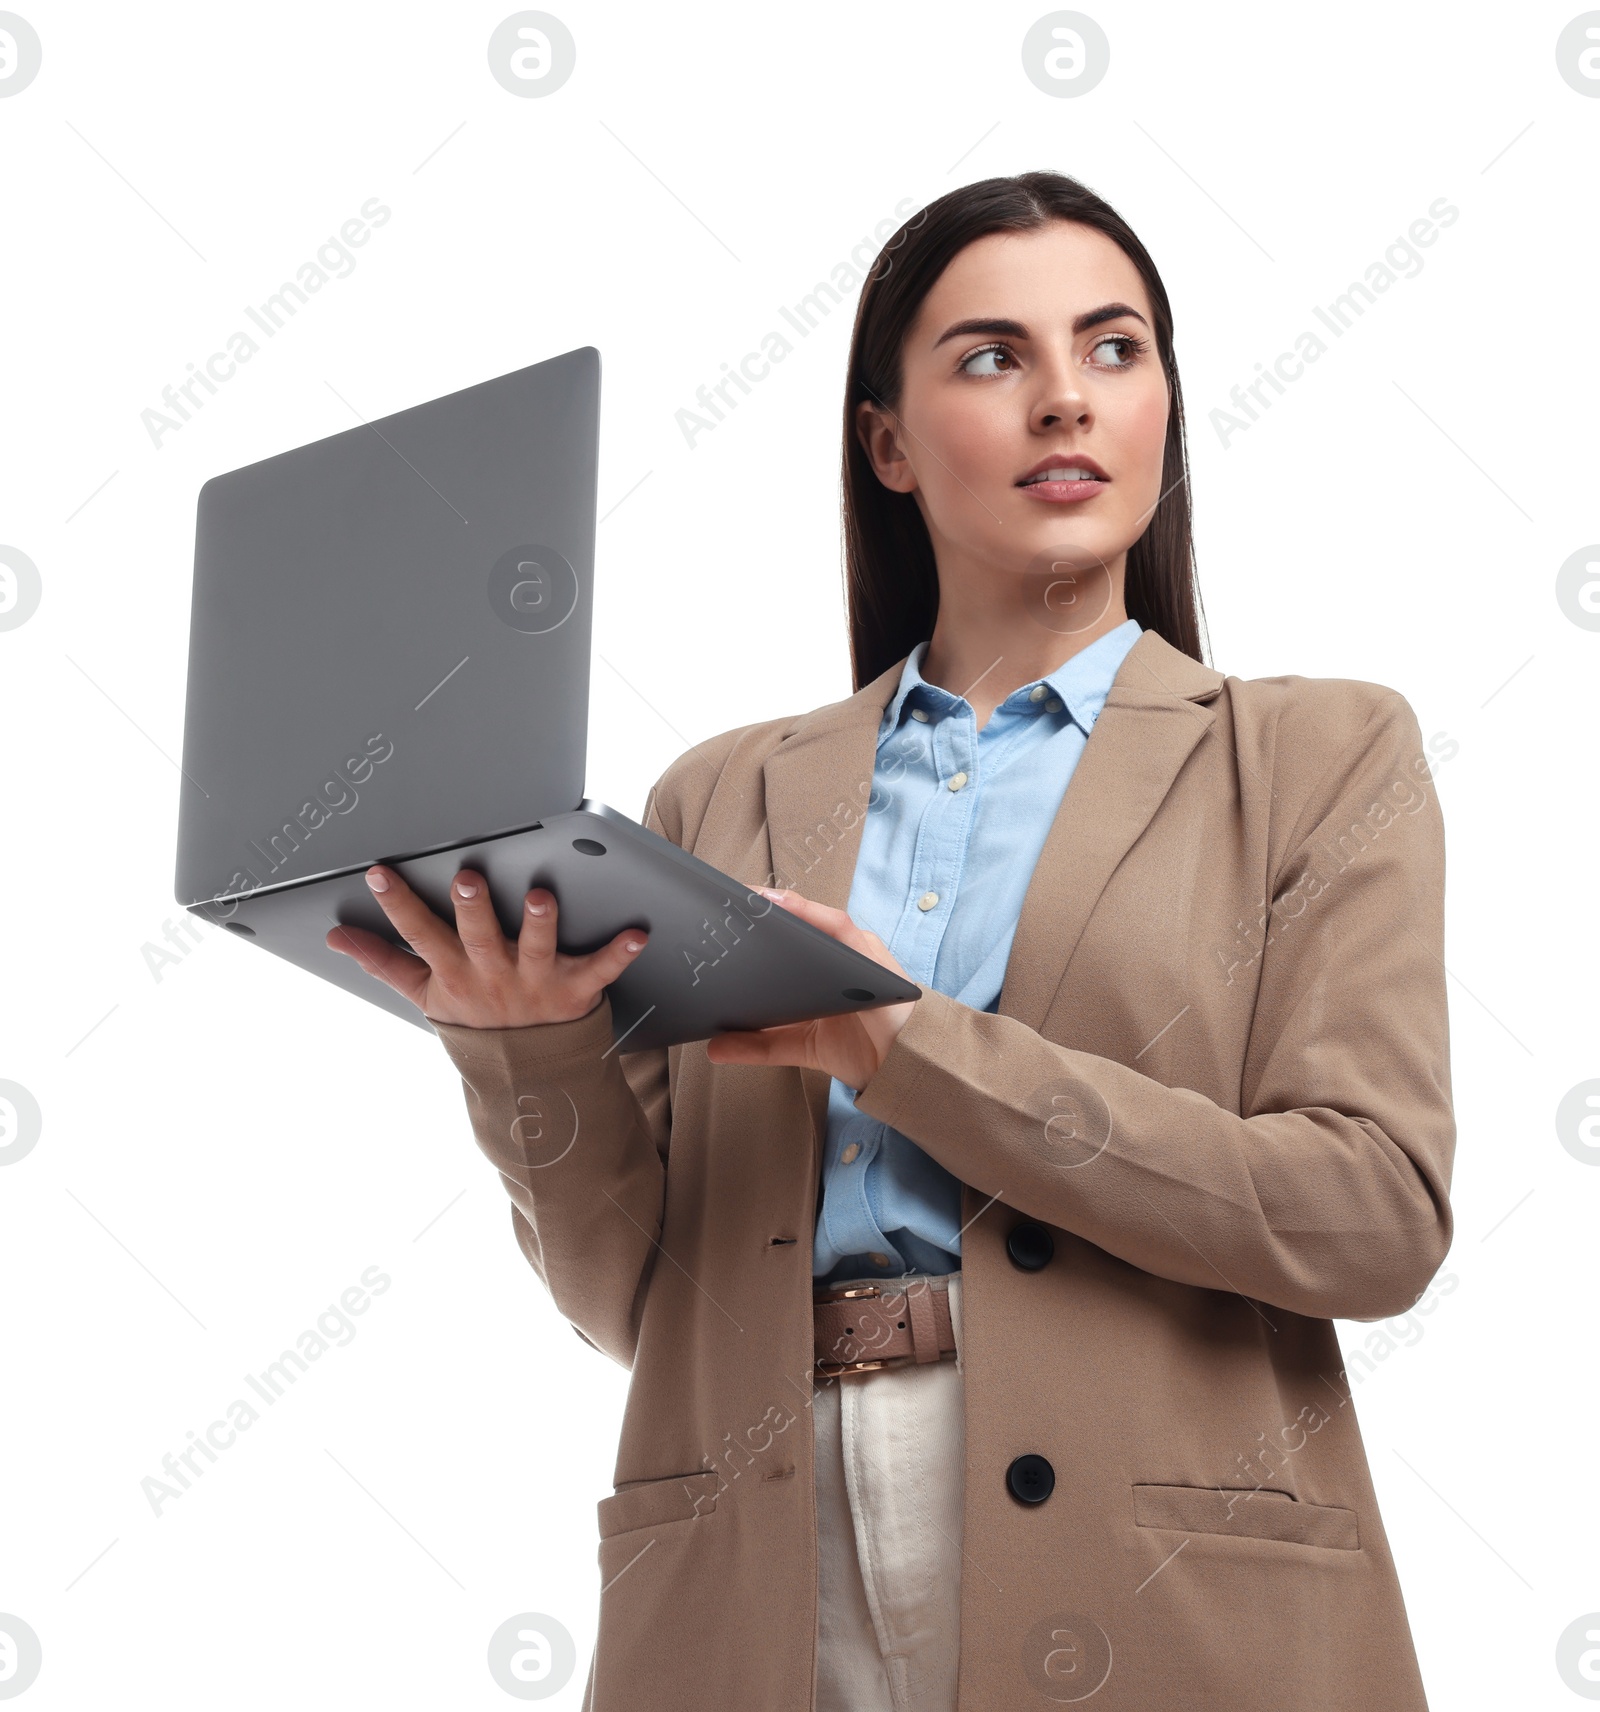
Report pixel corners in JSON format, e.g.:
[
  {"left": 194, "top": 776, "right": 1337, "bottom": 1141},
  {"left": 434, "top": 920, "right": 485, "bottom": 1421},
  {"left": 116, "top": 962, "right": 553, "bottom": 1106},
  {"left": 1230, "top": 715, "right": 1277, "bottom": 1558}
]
[
  {"left": 526, "top": 899, "right": 548, "bottom": 916},
  {"left": 366, "top": 869, "right": 389, "bottom": 893},
  {"left": 456, "top": 878, "right": 478, "bottom": 899},
  {"left": 625, "top": 939, "right": 643, "bottom": 953}
]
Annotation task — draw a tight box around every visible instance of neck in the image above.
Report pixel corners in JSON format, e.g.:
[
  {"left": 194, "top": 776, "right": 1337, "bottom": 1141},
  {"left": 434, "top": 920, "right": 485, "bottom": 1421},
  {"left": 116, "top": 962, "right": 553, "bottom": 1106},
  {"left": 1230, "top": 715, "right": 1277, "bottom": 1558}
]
[{"left": 918, "top": 546, "right": 1131, "bottom": 729}]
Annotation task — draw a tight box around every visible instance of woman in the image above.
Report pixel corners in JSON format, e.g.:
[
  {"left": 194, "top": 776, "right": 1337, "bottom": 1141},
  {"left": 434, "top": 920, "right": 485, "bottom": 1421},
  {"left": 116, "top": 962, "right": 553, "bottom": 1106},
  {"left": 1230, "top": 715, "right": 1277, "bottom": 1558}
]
[{"left": 328, "top": 172, "right": 1455, "bottom": 1712}]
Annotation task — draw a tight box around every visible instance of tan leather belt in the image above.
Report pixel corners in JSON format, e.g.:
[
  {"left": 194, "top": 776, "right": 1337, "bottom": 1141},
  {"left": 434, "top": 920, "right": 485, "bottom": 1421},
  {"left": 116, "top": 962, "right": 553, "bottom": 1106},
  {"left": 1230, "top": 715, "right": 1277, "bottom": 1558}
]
[{"left": 812, "top": 1274, "right": 957, "bottom": 1378}]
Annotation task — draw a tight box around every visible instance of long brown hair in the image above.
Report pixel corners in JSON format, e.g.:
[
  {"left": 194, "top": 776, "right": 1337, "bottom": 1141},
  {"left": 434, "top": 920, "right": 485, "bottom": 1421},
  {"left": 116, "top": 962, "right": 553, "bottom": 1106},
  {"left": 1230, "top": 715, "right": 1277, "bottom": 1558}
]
[{"left": 841, "top": 171, "right": 1208, "bottom": 690}]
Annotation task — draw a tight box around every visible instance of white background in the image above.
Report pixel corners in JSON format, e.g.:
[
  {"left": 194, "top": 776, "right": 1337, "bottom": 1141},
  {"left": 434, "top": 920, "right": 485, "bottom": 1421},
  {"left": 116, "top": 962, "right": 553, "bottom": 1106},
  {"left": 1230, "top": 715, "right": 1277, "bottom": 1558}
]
[{"left": 2, "top": 1, "right": 1597, "bottom": 1705}]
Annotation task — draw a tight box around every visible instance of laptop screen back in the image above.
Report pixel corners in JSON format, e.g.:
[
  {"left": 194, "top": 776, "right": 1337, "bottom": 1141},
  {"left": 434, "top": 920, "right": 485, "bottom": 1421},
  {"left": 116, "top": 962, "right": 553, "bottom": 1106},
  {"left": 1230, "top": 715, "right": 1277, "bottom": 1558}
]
[{"left": 174, "top": 346, "right": 598, "bottom": 907}]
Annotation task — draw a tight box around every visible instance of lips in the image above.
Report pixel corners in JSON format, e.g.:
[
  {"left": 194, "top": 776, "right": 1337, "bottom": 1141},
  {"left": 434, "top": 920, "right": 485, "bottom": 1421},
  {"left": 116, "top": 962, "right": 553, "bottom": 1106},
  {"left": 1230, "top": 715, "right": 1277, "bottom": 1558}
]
[
  {"left": 1015, "top": 454, "right": 1110, "bottom": 505},
  {"left": 1016, "top": 453, "right": 1110, "bottom": 486}
]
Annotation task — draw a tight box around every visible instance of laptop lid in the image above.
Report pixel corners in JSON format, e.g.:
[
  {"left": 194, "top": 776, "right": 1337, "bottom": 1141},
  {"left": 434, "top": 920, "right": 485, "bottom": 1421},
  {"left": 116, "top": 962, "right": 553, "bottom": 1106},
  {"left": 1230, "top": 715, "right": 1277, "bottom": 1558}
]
[{"left": 174, "top": 345, "right": 599, "bottom": 909}]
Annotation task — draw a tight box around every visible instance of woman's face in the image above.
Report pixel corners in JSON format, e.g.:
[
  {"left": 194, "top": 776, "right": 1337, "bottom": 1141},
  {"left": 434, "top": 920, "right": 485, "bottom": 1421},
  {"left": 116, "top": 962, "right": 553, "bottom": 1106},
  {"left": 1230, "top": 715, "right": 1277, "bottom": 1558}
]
[{"left": 857, "top": 219, "right": 1170, "bottom": 604}]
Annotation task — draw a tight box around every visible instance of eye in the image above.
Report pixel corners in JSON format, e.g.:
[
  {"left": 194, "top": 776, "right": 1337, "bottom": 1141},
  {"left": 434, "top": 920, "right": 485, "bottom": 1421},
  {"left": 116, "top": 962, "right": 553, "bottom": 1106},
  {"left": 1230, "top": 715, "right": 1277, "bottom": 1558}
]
[
  {"left": 958, "top": 341, "right": 1019, "bottom": 377},
  {"left": 1088, "top": 333, "right": 1149, "bottom": 369}
]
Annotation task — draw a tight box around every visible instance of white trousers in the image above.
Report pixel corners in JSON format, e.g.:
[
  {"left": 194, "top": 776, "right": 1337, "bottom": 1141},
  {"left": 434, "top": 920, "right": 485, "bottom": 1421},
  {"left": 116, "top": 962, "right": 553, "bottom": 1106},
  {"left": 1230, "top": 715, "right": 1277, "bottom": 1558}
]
[{"left": 813, "top": 1273, "right": 965, "bottom": 1712}]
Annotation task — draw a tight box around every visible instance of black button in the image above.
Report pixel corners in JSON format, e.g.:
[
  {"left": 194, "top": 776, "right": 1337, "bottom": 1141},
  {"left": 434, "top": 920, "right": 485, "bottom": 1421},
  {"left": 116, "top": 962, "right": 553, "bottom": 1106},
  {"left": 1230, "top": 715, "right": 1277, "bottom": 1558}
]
[
  {"left": 1006, "top": 1220, "right": 1054, "bottom": 1271},
  {"left": 1006, "top": 1454, "right": 1055, "bottom": 1505}
]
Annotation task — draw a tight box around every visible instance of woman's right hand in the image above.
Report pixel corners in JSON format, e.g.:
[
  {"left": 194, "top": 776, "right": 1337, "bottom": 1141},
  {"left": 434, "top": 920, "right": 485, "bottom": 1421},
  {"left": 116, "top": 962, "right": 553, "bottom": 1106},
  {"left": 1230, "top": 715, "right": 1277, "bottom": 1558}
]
[{"left": 324, "top": 866, "right": 648, "bottom": 1030}]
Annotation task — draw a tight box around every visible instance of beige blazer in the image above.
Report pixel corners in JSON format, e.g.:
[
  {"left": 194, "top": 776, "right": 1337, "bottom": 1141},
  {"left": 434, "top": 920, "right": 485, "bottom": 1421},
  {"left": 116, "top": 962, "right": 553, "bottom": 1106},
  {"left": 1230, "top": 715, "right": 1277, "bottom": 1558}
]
[{"left": 434, "top": 626, "right": 1455, "bottom": 1711}]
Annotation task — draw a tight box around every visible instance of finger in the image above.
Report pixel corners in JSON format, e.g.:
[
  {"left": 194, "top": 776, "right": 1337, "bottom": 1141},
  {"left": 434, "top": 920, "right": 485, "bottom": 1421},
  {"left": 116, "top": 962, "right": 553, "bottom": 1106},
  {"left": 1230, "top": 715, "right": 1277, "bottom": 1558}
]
[
  {"left": 449, "top": 869, "right": 511, "bottom": 967},
  {"left": 517, "top": 890, "right": 648, "bottom": 990},
  {"left": 756, "top": 887, "right": 857, "bottom": 941},
  {"left": 326, "top": 924, "right": 433, "bottom": 1008},
  {"left": 758, "top": 888, "right": 907, "bottom": 978},
  {"left": 514, "top": 887, "right": 559, "bottom": 973},
  {"left": 363, "top": 866, "right": 466, "bottom": 974},
  {"left": 577, "top": 924, "right": 650, "bottom": 995},
  {"left": 850, "top": 928, "right": 912, "bottom": 981}
]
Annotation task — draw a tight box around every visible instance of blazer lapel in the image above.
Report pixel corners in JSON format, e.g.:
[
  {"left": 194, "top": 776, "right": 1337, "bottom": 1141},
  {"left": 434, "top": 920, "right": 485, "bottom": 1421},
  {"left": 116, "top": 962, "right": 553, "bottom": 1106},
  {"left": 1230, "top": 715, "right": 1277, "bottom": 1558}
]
[
  {"left": 998, "top": 628, "right": 1226, "bottom": 1033},
  {"left": 760, "top": 661, "right": 901, "bottom": 913},
  {"left": 757, "top": 627, "right": 1225, "bottom": 1143},
  {"left": 760, "top": 656, "right": 903, "bottom": 1148}
]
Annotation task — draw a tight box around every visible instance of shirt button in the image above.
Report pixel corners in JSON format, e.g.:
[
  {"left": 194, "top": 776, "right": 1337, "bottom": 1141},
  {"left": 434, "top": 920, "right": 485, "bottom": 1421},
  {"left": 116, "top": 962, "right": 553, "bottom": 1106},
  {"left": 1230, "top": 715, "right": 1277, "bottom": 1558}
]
[
  {"left": 947, "top": 771, "right": 968, "bottom": 791},
  {"left": 917, "top": 891, "right": 939, "bottom": 911},
  {"left": 841, "top": 1142, "right": 860, "bottom": 1164},
  {"left": 1046, "top": 697, "right": 1063, "bottom": 713},
  {"left": 870, "top": 1252, "right": 889, "bottom": 1267},
  {"left": 1029, "top": 685, "right": 1047, "bottom": 702},
  {"left": 910, "top": 707, "right": 930, "bottom": 722}
]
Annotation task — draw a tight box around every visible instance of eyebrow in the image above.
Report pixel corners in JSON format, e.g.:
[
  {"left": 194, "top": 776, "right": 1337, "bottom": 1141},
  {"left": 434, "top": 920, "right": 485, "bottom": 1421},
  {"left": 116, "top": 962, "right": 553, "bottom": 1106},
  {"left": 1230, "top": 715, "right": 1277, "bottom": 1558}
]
[{"left": 931, "top": 303, "right": 1150, "bottom": 347}]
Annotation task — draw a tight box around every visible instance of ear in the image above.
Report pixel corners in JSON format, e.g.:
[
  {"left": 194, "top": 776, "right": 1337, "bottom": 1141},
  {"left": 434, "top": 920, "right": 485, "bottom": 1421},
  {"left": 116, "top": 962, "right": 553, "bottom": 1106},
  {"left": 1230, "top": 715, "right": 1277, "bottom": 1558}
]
[{"left": 854, "top": 398, "right": 918, "bottom": 495}]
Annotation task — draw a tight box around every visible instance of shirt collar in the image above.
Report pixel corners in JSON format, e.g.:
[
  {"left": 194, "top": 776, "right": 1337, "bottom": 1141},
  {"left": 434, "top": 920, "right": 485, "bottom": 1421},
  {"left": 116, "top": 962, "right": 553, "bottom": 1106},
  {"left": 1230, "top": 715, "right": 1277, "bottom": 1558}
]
[{"left": 881, "top": 617, "right": 1144, "bottom": 739}]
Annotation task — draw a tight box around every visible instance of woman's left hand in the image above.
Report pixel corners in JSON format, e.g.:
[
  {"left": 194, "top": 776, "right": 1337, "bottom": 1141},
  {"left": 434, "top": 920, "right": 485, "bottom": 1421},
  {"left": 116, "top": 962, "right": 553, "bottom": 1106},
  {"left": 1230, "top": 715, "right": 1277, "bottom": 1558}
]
[{"left": 704, "top": 888, "right": 918, "bottom": 1088}]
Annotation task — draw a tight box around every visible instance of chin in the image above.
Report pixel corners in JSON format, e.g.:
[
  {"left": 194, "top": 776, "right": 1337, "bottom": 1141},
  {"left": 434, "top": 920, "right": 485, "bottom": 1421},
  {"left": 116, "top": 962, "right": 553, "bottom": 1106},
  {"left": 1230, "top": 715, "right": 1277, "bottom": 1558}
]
[{"left": 1016, "top": 535, "right": 1123, "bottom": 577}]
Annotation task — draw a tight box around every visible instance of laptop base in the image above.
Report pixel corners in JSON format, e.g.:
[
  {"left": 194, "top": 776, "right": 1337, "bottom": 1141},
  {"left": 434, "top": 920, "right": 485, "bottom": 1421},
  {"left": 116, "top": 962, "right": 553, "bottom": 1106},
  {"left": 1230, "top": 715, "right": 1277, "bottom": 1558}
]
[{"left": 189, "top": 800, "right": 921, "bottom": 1053}]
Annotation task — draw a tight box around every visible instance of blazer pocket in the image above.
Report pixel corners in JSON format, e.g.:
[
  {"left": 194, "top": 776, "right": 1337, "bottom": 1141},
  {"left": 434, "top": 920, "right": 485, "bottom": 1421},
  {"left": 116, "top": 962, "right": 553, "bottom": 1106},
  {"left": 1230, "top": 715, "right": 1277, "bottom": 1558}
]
[
  {"left": 598, "top": 1471, "right": 722, "bottom": 1541},
  {"left": 1132, "top": 1482, "right": 1359, "bottom": 1551}
]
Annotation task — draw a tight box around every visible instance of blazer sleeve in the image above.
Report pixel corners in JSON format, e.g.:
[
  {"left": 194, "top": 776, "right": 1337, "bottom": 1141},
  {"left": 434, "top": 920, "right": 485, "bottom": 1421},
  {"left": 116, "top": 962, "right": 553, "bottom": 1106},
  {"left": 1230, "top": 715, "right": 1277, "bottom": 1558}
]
[
  {"left": 428, "top": 779, "right": 677, "bottom": 1370},
  {"left": 851, "top": 689, "right": 1455, "bottom": 1323}
]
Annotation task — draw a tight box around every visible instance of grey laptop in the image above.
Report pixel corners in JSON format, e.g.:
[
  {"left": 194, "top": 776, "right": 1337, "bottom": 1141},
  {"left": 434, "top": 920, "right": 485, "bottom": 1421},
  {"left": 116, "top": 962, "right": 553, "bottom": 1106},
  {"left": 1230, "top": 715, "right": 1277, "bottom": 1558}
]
[{"left": 173, "top": 346, "right": 920, "bottom": 1051}]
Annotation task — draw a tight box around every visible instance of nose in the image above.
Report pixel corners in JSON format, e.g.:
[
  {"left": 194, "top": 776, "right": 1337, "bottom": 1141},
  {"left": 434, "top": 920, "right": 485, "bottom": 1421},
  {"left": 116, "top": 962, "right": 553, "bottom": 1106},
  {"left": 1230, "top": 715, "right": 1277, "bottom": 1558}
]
[{"left": 1030, "top": 357, "right": 1090, "bottom": 433}]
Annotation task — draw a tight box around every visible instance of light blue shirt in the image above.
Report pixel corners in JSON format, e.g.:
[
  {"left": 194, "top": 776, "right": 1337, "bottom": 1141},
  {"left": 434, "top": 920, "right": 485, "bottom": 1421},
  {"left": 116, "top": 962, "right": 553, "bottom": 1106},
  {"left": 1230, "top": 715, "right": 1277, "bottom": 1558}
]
[{"left": 813, "top": 618, "right": 1144, "bottom": 1284}]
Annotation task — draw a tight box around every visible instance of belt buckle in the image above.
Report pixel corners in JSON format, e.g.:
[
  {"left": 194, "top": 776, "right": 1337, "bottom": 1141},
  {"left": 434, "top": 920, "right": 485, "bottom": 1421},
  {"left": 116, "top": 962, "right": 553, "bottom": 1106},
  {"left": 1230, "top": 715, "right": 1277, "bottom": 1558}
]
[{"left": 813, "top": 1282, "right": 909, "bottom": 1379}]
